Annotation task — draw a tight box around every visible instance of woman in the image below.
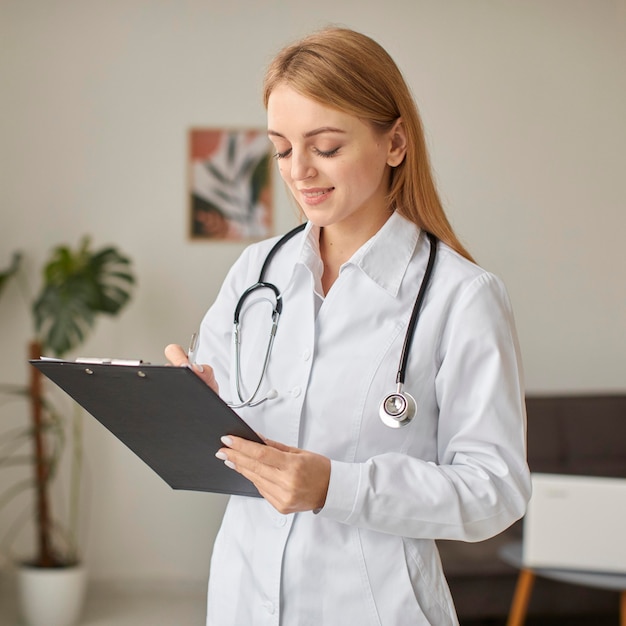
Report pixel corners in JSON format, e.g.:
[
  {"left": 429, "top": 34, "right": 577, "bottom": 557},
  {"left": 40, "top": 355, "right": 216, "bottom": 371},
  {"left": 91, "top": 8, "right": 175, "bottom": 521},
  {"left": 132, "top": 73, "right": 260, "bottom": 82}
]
[{"left": 167, "top": 26, "right": 530, "bottom": 626}]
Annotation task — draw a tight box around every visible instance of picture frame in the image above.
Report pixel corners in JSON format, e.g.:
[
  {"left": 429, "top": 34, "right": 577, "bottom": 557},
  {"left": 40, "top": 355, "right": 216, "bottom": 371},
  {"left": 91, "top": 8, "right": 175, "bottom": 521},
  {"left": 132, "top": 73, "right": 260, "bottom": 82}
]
[{"left": 188, "top": 128, "right": 274, "bottom": 241}]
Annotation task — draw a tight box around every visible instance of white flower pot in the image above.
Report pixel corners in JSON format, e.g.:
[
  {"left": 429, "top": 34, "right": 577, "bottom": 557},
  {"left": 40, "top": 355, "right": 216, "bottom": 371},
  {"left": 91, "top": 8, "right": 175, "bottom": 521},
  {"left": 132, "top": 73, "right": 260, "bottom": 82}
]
[{"left": 17, "top": 563, "right": 87, "bottom": 626}]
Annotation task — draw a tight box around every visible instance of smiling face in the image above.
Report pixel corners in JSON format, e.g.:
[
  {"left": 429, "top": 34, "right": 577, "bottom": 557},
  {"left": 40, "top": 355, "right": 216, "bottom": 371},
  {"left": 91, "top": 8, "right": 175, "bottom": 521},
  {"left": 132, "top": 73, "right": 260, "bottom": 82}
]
[{"left": 267, "top": 85, "right": 406, "bottom": 239}]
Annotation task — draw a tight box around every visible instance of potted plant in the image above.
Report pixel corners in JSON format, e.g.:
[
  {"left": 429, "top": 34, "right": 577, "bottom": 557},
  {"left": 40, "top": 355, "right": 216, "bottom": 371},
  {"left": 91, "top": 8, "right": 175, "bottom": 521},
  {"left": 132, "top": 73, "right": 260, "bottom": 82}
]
[{"left": 0, "top": 237, "right": 136, "bottom": 626}]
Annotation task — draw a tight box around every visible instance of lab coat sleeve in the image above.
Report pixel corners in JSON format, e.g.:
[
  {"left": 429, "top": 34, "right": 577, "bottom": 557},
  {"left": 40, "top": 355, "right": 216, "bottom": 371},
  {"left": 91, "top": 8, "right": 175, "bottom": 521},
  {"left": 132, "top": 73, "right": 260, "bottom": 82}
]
[{"left": 318, "top": 272, "right": 531, "bottom": 542}]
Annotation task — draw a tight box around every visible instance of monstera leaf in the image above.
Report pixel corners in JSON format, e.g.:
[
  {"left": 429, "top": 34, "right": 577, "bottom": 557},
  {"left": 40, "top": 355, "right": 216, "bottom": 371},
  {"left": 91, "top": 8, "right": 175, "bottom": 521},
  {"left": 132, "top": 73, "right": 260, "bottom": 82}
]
[{"left": 33, "top": 237, "right": 135, "bottom": 357}]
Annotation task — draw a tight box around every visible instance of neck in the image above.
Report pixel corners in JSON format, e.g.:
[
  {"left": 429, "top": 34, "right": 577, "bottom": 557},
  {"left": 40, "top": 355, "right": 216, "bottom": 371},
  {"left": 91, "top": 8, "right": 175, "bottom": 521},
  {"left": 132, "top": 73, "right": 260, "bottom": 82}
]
[{"left": 319, "top": 211, "right": 392, "bottom": 293}]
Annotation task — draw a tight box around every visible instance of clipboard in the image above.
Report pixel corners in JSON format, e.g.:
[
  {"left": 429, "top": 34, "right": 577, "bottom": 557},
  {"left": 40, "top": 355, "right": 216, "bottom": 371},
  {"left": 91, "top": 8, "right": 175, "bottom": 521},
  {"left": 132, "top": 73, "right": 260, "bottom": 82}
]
[{"left": 30, "top": 359, "right": 263, "bottom": 497}]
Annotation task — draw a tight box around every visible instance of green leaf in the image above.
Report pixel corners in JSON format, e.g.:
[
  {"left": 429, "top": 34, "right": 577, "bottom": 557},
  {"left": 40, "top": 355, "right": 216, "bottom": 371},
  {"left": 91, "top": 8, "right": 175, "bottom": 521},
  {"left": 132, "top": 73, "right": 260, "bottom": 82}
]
[{"left": 32, "top": 238, "right": 136, "bottom": 357}]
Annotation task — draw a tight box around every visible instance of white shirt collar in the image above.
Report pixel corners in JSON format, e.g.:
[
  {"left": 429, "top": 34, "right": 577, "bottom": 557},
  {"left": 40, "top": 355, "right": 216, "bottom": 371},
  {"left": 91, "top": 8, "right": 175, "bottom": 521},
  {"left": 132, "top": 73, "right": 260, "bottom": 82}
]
[
  {"left": 295, "top": 211, "right": 420, "bottom": 298},
  {"left": 350, "top": 211, "right": 419, "bottom": 297}
]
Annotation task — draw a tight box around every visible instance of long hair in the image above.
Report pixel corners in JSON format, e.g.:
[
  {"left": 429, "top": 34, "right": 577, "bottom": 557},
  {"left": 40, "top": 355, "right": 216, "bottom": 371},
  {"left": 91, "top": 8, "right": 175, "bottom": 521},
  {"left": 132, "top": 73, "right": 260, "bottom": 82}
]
[{"left": 263, "top": 27, "right": 474, "bottom": 262}]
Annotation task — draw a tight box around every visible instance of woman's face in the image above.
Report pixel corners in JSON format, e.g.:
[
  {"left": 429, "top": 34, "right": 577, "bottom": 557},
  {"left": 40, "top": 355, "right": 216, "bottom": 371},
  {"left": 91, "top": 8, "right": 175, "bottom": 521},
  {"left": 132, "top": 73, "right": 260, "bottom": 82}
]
[{"left": 267, "top": 85, "right": 405, "bottom": 234}]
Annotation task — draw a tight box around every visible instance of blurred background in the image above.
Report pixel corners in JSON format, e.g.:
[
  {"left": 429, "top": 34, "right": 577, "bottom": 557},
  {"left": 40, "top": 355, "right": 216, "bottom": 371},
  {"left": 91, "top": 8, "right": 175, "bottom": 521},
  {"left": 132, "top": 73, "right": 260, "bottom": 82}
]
[{"left": 1, "top": 0, "right": 624, "bottom": 623}]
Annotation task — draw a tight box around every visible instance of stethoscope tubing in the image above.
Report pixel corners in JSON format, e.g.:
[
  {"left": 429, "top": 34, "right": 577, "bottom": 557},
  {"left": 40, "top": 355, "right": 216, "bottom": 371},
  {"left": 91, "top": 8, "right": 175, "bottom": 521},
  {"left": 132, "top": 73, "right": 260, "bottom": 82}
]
[
  {"left": 379, "top": 232, "right": 437, "bottom": 428},
  {"left": 258, "top": 223, "right": 307, "bottom": 282},
  {"left": 396, "top": 232, "right": 438, "bottom": 386},
  {"left": 229, "top": 224, "right": 438, "bottom": 423},
  {"left": 230, "top": 223, "right": 306, "bottom": 408},
  {"left": 230, "top": 316, "right": 279, "bottom": 408}
]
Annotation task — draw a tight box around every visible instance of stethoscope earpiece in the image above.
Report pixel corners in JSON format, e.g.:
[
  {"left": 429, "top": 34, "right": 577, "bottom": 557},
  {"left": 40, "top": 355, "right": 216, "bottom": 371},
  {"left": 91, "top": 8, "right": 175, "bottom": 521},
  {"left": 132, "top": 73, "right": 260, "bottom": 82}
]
[{"left": 379, "top": 387, "right": 417, "bottom": 428}]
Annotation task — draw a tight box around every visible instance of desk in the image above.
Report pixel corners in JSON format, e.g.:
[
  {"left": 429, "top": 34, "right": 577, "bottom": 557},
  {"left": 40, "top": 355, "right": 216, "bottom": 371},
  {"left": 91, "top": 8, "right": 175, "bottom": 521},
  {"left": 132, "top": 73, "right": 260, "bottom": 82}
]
[{"left": 499, "top": 541, "right": 626, "bottom": 626}]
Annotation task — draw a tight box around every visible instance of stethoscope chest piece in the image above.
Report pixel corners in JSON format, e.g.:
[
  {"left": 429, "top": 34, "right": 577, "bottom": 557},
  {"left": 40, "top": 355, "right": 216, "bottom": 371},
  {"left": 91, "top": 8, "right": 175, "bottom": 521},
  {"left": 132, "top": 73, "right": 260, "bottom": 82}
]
[{"left": 379, "top": 388, "right": 417, "bottom": 428}]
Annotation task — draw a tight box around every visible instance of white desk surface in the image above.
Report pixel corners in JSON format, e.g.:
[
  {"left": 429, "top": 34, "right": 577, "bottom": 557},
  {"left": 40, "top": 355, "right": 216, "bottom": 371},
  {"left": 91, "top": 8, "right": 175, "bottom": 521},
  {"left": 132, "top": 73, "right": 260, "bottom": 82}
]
[{"left": 500, "top": 541, "right": 626, "bottom": 592}]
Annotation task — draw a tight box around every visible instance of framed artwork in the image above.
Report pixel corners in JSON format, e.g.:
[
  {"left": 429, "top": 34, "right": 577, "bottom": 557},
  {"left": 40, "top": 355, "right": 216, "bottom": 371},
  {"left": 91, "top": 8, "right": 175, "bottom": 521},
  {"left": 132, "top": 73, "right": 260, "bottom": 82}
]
[{"left": 188, "top": 128, "right": 274, "bottom": 241}]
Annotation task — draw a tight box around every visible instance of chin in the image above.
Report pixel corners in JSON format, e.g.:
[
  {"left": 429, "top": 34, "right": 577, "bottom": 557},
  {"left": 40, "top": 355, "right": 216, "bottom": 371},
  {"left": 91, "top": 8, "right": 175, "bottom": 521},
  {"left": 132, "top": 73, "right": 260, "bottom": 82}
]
[{"left": 301, "top": 214, "right": 337, "bottom": 229}]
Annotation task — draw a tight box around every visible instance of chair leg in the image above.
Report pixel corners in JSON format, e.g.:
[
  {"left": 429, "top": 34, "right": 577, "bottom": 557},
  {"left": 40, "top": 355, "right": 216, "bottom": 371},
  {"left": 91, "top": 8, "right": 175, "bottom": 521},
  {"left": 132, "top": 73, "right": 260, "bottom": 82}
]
[
  {"left": 620, "top": 589, "right": 626, "bottom": 626},
  {"left": 506, "top": 568, "right": 535, "bottom": 626}
]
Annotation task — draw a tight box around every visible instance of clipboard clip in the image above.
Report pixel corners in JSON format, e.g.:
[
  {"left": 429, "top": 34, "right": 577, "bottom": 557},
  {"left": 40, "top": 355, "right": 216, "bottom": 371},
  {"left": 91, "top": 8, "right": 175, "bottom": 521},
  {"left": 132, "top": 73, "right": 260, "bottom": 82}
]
[
  {"left": 77, "top": 361, "right": 148, "bottom": 378},
  {"left": 75, "top": 357, "right": 145, "bottom": 366}
]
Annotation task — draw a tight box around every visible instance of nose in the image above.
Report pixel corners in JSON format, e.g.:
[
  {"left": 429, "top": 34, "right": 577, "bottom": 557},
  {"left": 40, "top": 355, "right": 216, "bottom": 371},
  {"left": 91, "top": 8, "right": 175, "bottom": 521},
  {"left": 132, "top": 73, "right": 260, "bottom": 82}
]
[{"left": 290, "top": 149, "right": 316, "bottom": 181}]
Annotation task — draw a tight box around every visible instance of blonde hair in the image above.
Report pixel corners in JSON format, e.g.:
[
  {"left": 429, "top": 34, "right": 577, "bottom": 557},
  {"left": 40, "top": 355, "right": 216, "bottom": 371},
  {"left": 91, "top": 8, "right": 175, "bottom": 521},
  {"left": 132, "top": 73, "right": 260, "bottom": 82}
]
[{"left": 263, "top": 27, "right": 473, "bottom": 262}]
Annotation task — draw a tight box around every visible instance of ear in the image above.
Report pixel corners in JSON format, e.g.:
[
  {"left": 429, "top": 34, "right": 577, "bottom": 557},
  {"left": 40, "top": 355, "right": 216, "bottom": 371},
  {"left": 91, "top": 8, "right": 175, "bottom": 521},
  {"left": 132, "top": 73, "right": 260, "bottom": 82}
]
[{"left": 386, "top": 118, "right": 408, "bottom": 167}]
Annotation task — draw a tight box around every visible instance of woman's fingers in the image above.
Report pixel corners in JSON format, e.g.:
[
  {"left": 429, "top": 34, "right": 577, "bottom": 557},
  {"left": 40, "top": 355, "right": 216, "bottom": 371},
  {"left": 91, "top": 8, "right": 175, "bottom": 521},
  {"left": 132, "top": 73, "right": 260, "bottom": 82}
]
[
  {"left": 217, "top": 436, "right": 330, "bottom": 514},
  {"left": 164, "top": 343, "right": 189, "bottom": 366},
  {"left": 163, "top": 343, "right": 219, "bottom": 394}
]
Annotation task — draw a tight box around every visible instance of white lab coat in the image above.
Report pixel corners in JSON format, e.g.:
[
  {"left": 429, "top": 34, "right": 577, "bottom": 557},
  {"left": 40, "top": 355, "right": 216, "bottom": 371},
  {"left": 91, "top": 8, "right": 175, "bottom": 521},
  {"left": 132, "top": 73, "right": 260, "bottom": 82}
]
[{"left": 196, "top": 211, "right": 531, "bottom": 626}]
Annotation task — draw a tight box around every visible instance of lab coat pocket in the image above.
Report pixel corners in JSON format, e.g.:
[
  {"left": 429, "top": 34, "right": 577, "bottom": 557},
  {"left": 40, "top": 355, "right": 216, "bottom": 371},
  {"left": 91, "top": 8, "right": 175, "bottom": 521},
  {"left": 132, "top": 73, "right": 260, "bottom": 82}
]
[
  {"left": 358, "top": 530, "right": 457, "bottom": 625},
  {"left": 402, "top": 537, "right": 458, "bottom": 626}
]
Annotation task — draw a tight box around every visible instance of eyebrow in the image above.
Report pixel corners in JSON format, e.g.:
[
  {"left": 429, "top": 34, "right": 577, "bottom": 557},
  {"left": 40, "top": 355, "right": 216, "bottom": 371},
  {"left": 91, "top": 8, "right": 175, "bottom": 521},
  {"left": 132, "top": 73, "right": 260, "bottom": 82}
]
[{"left": 267, "top": 126, "right": 347, "bottom": 139}]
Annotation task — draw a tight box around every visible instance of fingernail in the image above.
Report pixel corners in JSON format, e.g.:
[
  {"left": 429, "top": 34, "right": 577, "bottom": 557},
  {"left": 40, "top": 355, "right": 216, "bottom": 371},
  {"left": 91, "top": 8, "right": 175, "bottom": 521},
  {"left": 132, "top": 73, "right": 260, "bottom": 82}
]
[
  {"left": 224, "top": 460, "right": 236, "bottom": 470},
  {"left": 194, "top": 364, "right": 204, "bottom": 373},
  {"left": 221, "top": 436, "right": 233, "bottom": 446},
  {"left": 215, "top": 451, "right": 227, "bottom": 461}
]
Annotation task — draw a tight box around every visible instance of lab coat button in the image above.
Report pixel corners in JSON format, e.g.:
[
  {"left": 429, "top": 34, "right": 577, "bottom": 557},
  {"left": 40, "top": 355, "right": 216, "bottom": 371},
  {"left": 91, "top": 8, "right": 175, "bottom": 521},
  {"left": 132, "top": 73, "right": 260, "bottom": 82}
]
[
  {"left": 275, "top": 514, "right": 287, "bottom": 527},
  {"left": 263, "top": 600, "right": 275, "bottom": 614},
  {"left": 302, "top": 348, "right": 311, "bottom": 361},
  {"left": 291, "top": 386, "right": 301, "bottom": 398}
]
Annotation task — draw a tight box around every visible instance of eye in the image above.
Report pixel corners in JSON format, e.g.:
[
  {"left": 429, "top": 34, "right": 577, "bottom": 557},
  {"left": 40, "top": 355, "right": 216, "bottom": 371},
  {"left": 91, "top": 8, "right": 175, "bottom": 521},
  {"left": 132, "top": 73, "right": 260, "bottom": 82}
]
[
  {"left": 314, "top": 147, "right": 340, "bottom": 158},
  {"left": 273, "top": 148, "right": 292, "bottom": 160}
]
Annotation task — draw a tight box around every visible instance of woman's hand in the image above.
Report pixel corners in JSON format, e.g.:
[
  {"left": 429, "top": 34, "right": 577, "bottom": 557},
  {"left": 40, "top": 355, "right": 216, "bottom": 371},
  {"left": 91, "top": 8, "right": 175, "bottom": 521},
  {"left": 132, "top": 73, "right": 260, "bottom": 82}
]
[
  {"left": 164, "top": 343, "right": 219, "bottom": 394},
  {"left": 216, "top": 436, "right": 331, "bottom": 515}
]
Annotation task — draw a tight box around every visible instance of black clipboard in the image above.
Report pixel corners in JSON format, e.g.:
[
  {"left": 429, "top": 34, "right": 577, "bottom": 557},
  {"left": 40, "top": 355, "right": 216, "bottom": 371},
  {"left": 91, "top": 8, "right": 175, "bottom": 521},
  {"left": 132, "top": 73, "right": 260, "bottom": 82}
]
[{"left": 30, "top": 359, "right": 263, "bottom": 497}]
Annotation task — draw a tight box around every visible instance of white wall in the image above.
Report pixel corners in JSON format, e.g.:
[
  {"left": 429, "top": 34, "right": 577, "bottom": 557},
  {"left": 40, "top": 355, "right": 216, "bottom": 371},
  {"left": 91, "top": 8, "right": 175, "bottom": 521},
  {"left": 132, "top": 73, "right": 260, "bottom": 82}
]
[{"left": 1, "top": 0, "right": 624, "bottom": 587}]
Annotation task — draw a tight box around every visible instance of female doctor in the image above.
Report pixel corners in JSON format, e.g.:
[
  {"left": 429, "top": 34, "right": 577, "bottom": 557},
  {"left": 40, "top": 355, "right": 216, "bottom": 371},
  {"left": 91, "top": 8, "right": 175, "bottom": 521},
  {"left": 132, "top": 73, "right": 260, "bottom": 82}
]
[{"left": 167, "top": 27, "right": 531, "bottom": 626}]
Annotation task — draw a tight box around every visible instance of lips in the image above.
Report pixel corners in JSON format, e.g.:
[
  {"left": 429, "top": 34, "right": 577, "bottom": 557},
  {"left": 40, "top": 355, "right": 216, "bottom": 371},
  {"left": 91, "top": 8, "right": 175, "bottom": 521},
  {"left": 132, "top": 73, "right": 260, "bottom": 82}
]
[
  {"left": 299, "top": 187, "right": 335, "bottom": 205},
  {"left": 301, "top": 187, "right": 333, "bottom": 197}
]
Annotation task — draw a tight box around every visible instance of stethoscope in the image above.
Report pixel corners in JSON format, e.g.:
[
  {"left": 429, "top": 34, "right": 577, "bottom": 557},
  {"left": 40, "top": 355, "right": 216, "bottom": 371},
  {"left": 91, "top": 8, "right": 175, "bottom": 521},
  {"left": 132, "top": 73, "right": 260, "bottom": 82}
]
[{"left": 229, "top": 223, "right": 437, "bottom": 429}]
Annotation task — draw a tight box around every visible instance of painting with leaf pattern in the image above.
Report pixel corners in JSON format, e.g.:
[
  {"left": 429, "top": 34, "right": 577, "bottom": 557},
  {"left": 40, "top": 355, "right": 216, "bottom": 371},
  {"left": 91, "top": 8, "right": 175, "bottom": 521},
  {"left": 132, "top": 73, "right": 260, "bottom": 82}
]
[{"left": 189, "top": 128, "right": 274, "bottom": 240}]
